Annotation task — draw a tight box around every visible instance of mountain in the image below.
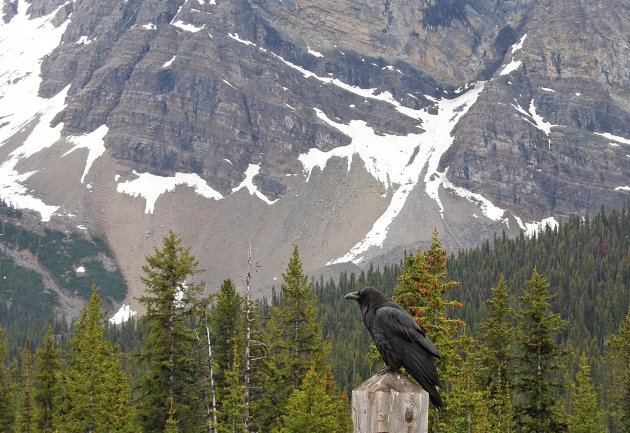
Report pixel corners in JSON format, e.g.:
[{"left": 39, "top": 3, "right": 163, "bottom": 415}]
[{"left": 1, "top": 0, "right": 628, "bottom": 315}]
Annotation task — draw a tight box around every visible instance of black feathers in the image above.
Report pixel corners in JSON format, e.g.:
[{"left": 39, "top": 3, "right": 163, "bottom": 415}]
[{"left": 345, "top": 287, "right": 443, "bottom": 409}]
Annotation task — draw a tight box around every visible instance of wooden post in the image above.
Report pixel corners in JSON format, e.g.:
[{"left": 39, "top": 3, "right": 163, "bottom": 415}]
[{"left": 351, "top": 372, "right": 429, "bottom": 433}]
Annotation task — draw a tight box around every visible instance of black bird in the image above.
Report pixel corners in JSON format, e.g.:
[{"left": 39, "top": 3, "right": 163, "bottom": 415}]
[{"left": 345, "top": 287, "right": 443, "bottom": 409}]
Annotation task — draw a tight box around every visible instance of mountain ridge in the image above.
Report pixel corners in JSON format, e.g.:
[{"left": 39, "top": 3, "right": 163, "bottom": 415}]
[{"left": 0, "top": 0, "right": 628, "bottom": 314}]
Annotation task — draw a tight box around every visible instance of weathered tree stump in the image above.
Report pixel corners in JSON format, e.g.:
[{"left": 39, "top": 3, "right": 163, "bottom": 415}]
[{"left": 351, "top": 372, "right": 429, "bottom": 433}]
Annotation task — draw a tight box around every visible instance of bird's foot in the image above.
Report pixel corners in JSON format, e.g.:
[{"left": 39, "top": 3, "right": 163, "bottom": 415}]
[{"left": 377, "top": 366, "right": 397, "bottom": 375}]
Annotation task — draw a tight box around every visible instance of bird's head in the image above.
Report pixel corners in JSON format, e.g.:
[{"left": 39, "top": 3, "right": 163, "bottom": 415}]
[{"left": 344, "top": 287, "right": 390, "bottom": 306}]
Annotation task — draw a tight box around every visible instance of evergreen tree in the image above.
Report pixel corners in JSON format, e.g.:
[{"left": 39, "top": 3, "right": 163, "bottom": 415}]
[
  {"left": 164, "top": 399, "right": 180, "bottom": 433},
  {"left": 514, "top": 270, "right": 568, "bottom": 433},
  {"left": 606, "top": 310, "right": 630, "bottom": 433},
  {"left": 137, "top": 231, "right": 206, "bottom": 432},
  {"left": 0, "top": 327, "right": 14, "bottom": 433},
  {"left": 216, "top": 345, "right": 247, "bottom": 433},
  {"left": 567, "top": 355, "right": 606, "bottom": 433},
  {"left": 273, "top": 365, "right": 350, "bottom": 433},
  {"left": 265, "top": 245, "right": 327, "bottom": 430},
  {"left": 33, "top": 327, "right": 63, "bottom": 433},
  {"left": 14, "top": 339, "right": 36, "bottom": 433},
  {"left": 211, "top": 279, "right": 244, "bottom": 393},
  {"left": 392, "top": 230, "right": 464, "bottom": 430},
  {"left": 63, "top": 287, "right": 133, "bottom": 433},
  {"left": 475, "top": 275, "right": 516, "bottom": 432}
]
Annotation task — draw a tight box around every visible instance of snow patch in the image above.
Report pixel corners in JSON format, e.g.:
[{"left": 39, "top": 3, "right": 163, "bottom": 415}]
[
  {"left": 75, "top": 266, "right": 86, "bottom": 274},
  {"left": 510, "top": 34, "right": 527, "bottom": 54},
  {"left": 499, "top": 59, "right": 522, "bottom": 76},
  {"left": 615, "top": 186, "right": 630, "bottom": 191},
  {"left": 142, "top": 23, "right": 157, "bottom": 30},
  {"left": 172, "top": 21, "right": 204, "bottom": 33},
  {"left": 231, "top": 164, "right": 278, "bottom": 205},
  {"left": 307, "top": 46, "right": 324, "bottom": 58},
  {"left": 0, "top": 2, "right": 70, "bottom": 221},
  {"left": 595, "top": 132, "right": 630, "bottom": 146},
  {"left": 382, "top": 66, "right": 404, "bottom": 75},
  {"left": 441, "top": 170, "right": 507, "bottom": 223},
  {"left": 309, "top": 82, "right": 486, "bottom": 264},
  {"left": 63, "top": 125, "right": 108, "bottom": 184},
  {"left": 163, "top": 55, "right": 176, "bottom": 67},
  {"left": 512, "top": 99, "right": 557, "bottom": 149},
  {"left": 109, "top": 305, "right": 137, "bottom": 325},
  {"left": 228, "top": 33, "right": 256, "bottom": 46},
  {"left": 514, "top": 216, "right": 559, "bottom": 237},
  {"left": 76, "top": 35, "right": 93, "bottom": 45},
  {"left": 116, "top": 171, "right": 223, "bottom": 214}
]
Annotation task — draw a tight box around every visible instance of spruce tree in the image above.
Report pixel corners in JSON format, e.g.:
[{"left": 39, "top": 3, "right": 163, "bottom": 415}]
[
  {"left": 606, "top": 310, "right": 630, "bottom": 433},
  {"left": 265, "top": 245, "right": 327, "bottom": 430},
  {"left": 567, "top": 355, "right": 606, "bottom": 433},
  {"left": 14, "top": 339, "right": 36, "bottom": 433},
  {"left": 392, "top": 230, "right": 464, "bottom": 430},
  {"left": 273, "top": 365, "right": 350, "bottom": 433},
  {"left": 63, "top": 287, "right": 133, "bottom": 433},
  {"left": 164, "top": 399, "right": 180, "bottom": 433},
  {"left": 211, "top": 279, "right": 244, "bottom": 393},
  {"left": 138, "top": 231, "right": 206, "bottom": 432},
  {"left": 514, "top": 270, "right": 568, "bottom": 433},
  {"left": 33, "top": 327, "right": 63, "bottom": 433},
  {"left": 475, "top": 275, "right": 516, "bottom": 432},
  {"left": 216, "top": 345, "right": 247, "bottom": 433},
  {"left": 0, "top": 327, "right": 14, "bottom": 433}
]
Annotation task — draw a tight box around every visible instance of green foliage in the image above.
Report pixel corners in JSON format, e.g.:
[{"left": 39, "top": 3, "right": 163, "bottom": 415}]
[
  {"left": 514, "top": 270, "right": 569, "bottom": 433},
  {"left": 273, "top": 365, "right": 350, "bottom": 433},
  {"left": 164, "top": 399, "right": 179, "bottom": 433},
  {"left": 0, "top": 221, "right": 127, "bottom": 303},
  {"left": 62, "top": 288, "right": 133, "bottom": 433},
  {"left": 265, "top": 245, "right": 328, "bottom": 426},
  {"left": 605, "top": 311, "right": 630, "bottom": 433},
  {"left": 14, "top": 339, "right": 36, "bottom": 433},
  {"left": 393, "top": 230, "right": 466, "bottom": 430},
  {"left": 0, "top": 327, "right": 14, "bottom": 432},
  {"left": 0, "top": 255, "right": 54, "bottom": 358},
  {"left": 567, "top": 355, "right": 606, "bottom": 433},
  {"left": 137, "top": 231, "right": 206, "bottom": 433},
  {"left": 33, "top": 328, "right": 63, "bottom": 433},
  {"left": 216, "top": 345, "right": 247, "bottom": 433},
  {"left": 474, "top": 275, "right": 516, "bottom": 433},
  {"left": 211, "top": 279, "right": 244, "bottom": 393}
]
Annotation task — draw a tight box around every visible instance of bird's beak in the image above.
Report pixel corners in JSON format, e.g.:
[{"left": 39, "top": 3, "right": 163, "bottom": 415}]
[{"left": 344, "top": 291, "right": 360, "bottom": 300}]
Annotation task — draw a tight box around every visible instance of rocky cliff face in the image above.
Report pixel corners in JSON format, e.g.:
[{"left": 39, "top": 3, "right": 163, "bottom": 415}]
[{"left": 1, "top": 0, "right": 628, "bottom": 311}]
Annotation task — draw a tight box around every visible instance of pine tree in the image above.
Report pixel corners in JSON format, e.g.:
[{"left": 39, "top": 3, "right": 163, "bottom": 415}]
[
  {"left": 514, "top": 270, "right": 568, "bottom": 433},
  {"left": 606, "top": 310, "right": 630, "bottom": 433},
  {"left": 264, "top": 245, "right": 327, "bottom": 430},
  {"left": 63, "top": 287, "right": 133, "bottom": 433},
  {"left": 0, "top": 326, "right": 14, "bottom": 433},
  {"left": 273, "top": 365, "right": 350, "bottom": 433},
  {"left": 138, "top": 231, "right": 206, "bottom": 432},
  {"left": 14, "top": 339, "right": 36, "bottom": 433},
  {"left": 33, "top": 327, "right": 63, "bottom": 433},
  {"left": 567, "top": 355, "right": 606, "bottom": 433}
]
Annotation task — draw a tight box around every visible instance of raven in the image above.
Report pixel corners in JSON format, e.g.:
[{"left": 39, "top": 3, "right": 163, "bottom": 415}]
[{"left": 345, "top": 287, "right": 443, "bottom": 409}]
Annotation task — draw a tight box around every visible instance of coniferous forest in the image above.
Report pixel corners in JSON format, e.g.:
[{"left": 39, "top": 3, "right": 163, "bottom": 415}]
[{"left": 0, "top": 206, "right": 629, "bottom": 432}]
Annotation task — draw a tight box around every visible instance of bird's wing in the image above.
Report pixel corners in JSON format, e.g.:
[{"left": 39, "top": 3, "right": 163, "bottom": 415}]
[
  {"left": 375, "top": 305, "right": 443, "bottom": 409},
  {"left": 376, "top": 306, "right": 440, "bottom": 358}
]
